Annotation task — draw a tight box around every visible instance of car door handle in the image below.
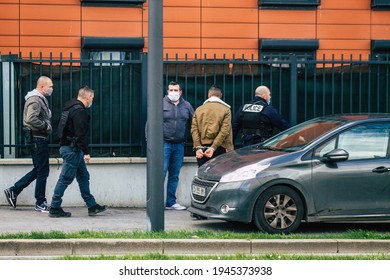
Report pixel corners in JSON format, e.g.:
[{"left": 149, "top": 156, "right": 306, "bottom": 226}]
[{"left": 372, "top": 166, "right": 390, "bottom": 173}]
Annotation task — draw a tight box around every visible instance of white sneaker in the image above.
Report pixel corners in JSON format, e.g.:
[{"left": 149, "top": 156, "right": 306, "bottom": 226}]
[{"left": 165, "top": 203, "right": 186, "bottom": 210}]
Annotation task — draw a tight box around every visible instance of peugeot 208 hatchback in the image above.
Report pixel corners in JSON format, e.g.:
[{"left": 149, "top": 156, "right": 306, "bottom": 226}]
[{"left": 188, "top": 114, "right": 390, "bottom": 233}]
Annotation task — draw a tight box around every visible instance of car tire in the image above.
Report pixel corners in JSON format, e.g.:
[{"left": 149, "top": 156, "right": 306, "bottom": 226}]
[{"left": 253, "top": 186, "right": 303, "bottom": 234}]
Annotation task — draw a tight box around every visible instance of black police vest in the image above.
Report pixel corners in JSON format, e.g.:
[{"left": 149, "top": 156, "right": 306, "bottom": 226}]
[{"left": 240, "top": 100, "right": 273, "bottom": 139}]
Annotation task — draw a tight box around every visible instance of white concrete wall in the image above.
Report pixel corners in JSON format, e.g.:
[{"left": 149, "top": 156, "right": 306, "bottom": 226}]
[{"left": 0, "top": 157, "right": 198, "bottom": 207}]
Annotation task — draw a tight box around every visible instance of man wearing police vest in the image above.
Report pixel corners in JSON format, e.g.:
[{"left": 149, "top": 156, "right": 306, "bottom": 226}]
[{"left": 232, "top": 85, "right": 290, "bottom": 146}]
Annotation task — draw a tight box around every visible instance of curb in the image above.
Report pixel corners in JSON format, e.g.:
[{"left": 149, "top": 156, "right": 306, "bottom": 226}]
[{"left": 1, "top": 239, "right": 390, "bottom": 257}]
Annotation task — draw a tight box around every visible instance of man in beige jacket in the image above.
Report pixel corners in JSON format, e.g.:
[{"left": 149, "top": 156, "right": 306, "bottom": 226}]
[{"left": 191, "top": 85, "right": 234, "bottom": 167}]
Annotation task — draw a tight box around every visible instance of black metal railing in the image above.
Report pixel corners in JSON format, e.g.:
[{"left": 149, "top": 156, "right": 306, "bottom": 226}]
[{"left": 1, "top": 53, "right": 389, "bottom": 158}]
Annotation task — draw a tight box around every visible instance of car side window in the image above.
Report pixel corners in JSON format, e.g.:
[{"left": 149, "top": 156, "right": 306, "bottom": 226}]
[
  {"left": 314, "top": 122, "right": 390, "bottom": 160},
  {"left": 314, "top": 138, "right": 336, "bottom": 157},
  {"left": 338, "top": 123, "right": 390, "bottom": 160}
]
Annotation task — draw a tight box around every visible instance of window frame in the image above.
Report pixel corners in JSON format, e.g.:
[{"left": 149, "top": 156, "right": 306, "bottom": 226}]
[
  {"left": 81, "top": 0, "right": 146, "bottom": 7},
  {"left": 81, "top": 37, "right": 144, "bottom": 61},
  {"left": 259, "top": 0, "right": 320, "bottom": 9},
  {"left": 371, "top": 0, "right": 390, "bottom": 10},
  {"left": 371, "top": 40, "right": 390, "bottom": 61},
  {"left": 258, "top": 39, "right": 319, "bottom": 65}
]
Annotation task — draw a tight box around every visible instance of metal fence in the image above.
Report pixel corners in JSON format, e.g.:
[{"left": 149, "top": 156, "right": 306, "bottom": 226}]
[{"left": 1, "top": 53, "right": 389, "bottom": 158}]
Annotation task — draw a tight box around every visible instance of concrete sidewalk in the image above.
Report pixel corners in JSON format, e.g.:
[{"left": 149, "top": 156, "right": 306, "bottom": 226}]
[
  {"left": 1, "top": 206, "right": 390, "bottom": 258},
  {"left": 0, "top": 206, "right": 229, "bottom": 233}
]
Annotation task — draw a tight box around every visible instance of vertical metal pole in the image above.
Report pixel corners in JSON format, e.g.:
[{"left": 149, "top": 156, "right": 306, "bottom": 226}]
[
  {"left": 146, "top": 0, "right": 164, "bottom": 231},
  {"left": 141, "top": 53, "right": 148, "bottom": 157},
  {"left": 0, "top": 55, "right": 4, "bottom": 158},
  {"left": 289, "top": 54, "right": 298, "bottom": 126}
]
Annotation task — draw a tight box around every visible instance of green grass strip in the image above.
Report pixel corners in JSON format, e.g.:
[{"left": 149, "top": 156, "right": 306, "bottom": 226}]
[{"left": 1, "top": 229, "right": 390, "bottom": 239}]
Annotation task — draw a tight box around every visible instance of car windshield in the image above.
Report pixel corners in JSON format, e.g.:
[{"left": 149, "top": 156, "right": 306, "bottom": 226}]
[{"left": 260, "top": 118, "right": 347, "bottom": 152}]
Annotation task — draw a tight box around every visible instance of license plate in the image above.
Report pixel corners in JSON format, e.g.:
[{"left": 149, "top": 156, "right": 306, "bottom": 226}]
[{"left": 192, "top": 185, "right": 206, "bottom": 197}]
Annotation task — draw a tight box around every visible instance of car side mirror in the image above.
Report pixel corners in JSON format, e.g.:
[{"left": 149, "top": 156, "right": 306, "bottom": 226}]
[{"left": 320, "top": 148, "right": 349, "bottom": 163}]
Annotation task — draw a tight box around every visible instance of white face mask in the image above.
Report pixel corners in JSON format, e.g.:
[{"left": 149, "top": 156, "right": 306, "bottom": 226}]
[
  {"left": 167, "top": 91, "right": 180, "bottom": 102},
  {"left": 45, "top": 88, "right": 53, "bottom": 97},
  {"left": 88, "top": 101, "right": 93, "bottom": 108}
]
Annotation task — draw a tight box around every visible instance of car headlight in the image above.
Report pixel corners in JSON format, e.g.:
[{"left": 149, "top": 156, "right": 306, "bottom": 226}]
[{"left": 220, "top": 163, "right": 270, "bottom": 183}]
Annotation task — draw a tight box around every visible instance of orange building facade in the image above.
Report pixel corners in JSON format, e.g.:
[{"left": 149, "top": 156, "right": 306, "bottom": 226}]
[{"left": 1, "top": 0, "right": 390, "bottom": 60}]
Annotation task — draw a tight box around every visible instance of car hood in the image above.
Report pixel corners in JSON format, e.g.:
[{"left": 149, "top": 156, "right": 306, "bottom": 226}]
[{"left": 197, "top": 146, "right": 288, "bottom": 181}]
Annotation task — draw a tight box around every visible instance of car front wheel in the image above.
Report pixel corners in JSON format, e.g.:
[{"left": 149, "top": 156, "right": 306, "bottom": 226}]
[{"left": 253, "top": 186, "right": 303, "bottom": 234}]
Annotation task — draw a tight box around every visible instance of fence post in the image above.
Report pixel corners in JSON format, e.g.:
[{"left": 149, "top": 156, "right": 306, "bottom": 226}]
[
  {"left": 1, "top": 54, "right": 16, "bottom": 158},
  {"left": 0, "top": 54, "right": 3, "bottom": 158},
  {"left": 141, "top": 53, "right": 148, "bottom": 157},
  {"left": 289, "top": 54, "right": 298, "bottom": 126}
]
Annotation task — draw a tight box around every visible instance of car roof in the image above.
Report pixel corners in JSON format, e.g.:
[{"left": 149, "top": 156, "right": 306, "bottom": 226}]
[{"left": 318, "top": 113, "right": 390, "bottom": 123}]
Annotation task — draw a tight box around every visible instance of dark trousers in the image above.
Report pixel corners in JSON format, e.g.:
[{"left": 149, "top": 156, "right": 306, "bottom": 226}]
[
  {"left": 196, "top": 146, "right": 226, "bottom": 167},
  {"left": 13, "top": 137, "right": 49, "bottom": 205},
  {"left": 51, "top": 146, "right": 96, "bottom": 208}
]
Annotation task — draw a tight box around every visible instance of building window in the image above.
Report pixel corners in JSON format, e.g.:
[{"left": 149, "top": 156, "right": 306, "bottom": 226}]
[
  {"left": 259, "top": 0, "right": 320, "bottom": 9},
  {"left": 372, "top": 0, "right": 390, "bottom": 10},
  {"left": 371, "top": 40, "right": 390, "bottom": 60},
  {"left": 81, "top": 0, "right": 146, "bottom": 7},
  {"left": 89, "top": 51, "right": 136, "bottom": 66},
  {"left": 259, "top": 39, "right": 319, "bottom": 67},
  {"left": 82, "top": 37, "right": 144, "bottom": 65}
]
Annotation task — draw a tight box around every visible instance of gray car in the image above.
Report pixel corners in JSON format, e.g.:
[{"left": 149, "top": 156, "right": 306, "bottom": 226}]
[{"left": 188, "top": 114, "right": 390, "bottom": 234}]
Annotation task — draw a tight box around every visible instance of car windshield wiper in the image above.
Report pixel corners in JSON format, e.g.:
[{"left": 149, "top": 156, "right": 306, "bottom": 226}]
[{"left": 256, "top": 145, "right": 280, "bottom": 151}]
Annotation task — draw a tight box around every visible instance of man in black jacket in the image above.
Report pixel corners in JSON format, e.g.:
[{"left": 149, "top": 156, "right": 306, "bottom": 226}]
[
  {"left": 49, "top": 86, "right": 107, "bottom": 218},
  {"left": 232, "top": 85, "right": 290, "bottom": 146}
]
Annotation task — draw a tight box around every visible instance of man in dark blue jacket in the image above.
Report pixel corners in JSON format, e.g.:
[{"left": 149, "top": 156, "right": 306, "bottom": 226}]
[
  {"left": 233, "top": 85, "right": 290, "bottom": 146},
  {"left": 163, "top": 81, "right": 194, "bottom": 210}
]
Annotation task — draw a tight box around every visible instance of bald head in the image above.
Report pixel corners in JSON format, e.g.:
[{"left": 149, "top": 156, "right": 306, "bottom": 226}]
[
  {"left": 36, "top": 76, "right": 52, "bottom": 87},
  {"left": 255, "top": 85, "right": 271, "bottom": 103},
  {"left": 36, "top": 76, "right": 53, "bottom": 96}
]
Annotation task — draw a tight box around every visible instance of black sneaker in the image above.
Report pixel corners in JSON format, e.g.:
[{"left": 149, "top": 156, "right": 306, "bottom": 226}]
[
  {"left": 88, "top": 204, "right": 107, "bottom": 216},
  {"left": 4, "top": 188, "right": 17, "bottom": 208},
  {"left": 35, "top": 201, "right": 50, "bottom": 213},
  {"left": 49, "top": 207, "right": 71, "bottom": 218}
]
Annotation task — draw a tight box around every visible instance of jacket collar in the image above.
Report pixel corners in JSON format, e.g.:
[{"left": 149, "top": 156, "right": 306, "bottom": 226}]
[{"left": 203, "top": 96, "right": 230, "bottom": 108}]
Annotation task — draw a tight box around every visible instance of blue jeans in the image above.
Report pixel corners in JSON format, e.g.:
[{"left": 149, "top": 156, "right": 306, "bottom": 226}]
[
  {"left": 13, "top": 137, "right": 49, "bottom": 205},
  {"left": 164, "top": 141, "right": 184, "bottom": 207},
  {"left": 51, "top": 146, "right": 96, "bottom": 208}
]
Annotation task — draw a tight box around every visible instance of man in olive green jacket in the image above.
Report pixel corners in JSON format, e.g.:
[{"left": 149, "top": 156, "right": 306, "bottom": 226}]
[{"left": 191, "top": 85, "right": 234, "bottom": 167}]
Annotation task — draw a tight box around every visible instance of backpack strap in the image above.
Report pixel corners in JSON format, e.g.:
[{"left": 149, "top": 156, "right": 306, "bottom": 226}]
[
  {"left": 65, "top": 104, "right": 84, "bottom": 132},
  {"left": 56, "top": 104, "right": 84, "bottom": 140}
]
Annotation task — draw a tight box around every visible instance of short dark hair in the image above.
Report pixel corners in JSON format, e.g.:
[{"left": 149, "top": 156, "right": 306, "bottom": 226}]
[
  {"left": 78, "top": 86, "right": 94, "bottom": 98},
  {"left": 168, "top": 81, "right": 181, "bottom": 90},
  {"left": 208, "top": 84, "right": 222, "bottom": 97}
]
